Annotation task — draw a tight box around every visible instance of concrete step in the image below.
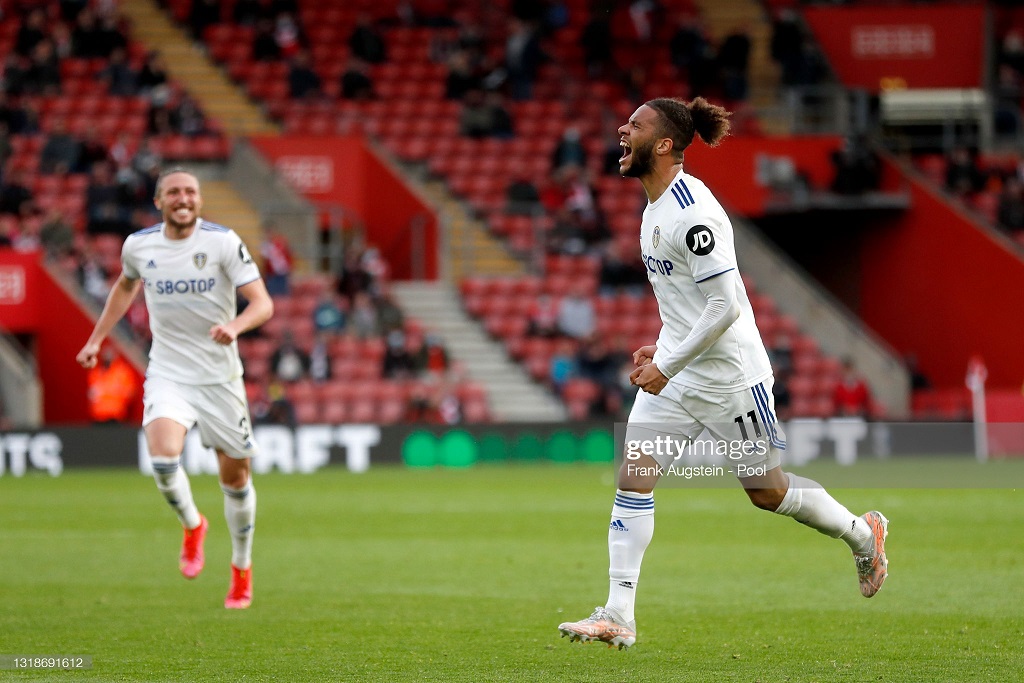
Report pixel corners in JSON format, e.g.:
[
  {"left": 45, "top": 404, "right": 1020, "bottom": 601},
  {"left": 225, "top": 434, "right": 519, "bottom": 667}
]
[{"left": 391, "top": 281, "right": 566, "bottom": 422}]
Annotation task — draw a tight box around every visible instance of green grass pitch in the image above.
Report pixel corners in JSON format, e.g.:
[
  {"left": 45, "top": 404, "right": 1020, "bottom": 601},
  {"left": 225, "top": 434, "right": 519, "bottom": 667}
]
[{"left": 1, "top": 460, "right": 1022, "bottom": 682}]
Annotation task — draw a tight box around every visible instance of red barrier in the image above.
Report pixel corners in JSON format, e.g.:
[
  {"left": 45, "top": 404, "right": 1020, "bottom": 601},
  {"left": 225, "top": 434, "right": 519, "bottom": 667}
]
[
  {"left": 859, "top": 165, "right": 1024, "bottom": 389},
  {"left": 0, "top": 250, "right": 144, "bottom": 424},
  {"left": 803, "top": 3, "right": 985, "bottom": 91},
  {"left": 248, "top": 137, "right": 438, "bottom": 279}
]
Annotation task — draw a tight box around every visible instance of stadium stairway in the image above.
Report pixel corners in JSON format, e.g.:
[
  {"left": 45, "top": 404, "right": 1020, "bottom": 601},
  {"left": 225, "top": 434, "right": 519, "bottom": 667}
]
[
  {"left": 391, "top": 282, "right": 567, "bottom": 422},
  {"left": 118, "top": 0, "right": 278, "bottom": 137},
  {"left": 732, "top": 214, "right": 911, "bottom": 416},
  {"left": 399, "top": 169, "right": 527, "bottom": 282},
  {"left": 692, "top": 0, "right": 786, "bottom": 133},
  {"left": 196, "top": 179, "right": 264, "bottom": 252}
]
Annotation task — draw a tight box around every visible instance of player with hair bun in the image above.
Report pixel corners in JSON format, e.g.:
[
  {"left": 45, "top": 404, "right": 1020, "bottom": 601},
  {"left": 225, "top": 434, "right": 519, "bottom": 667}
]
[{"left": 558, "top": 98, "right": 889, "bottom": 649}]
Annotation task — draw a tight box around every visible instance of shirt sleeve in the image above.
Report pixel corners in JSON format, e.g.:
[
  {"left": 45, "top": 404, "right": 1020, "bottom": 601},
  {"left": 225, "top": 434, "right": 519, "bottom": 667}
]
[
  {"left": 222, "top": 230, "right": 262, "bottom": 287},
  {"left": 674, "top": 216, "right": 736, "bottom": 283},
  {"left": 120, "top": 238, "right": 140, "bottom": 280}
]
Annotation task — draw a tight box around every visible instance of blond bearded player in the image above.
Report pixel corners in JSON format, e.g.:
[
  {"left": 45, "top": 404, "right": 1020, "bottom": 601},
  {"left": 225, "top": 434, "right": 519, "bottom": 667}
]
[
  {"left": 557, "top": 99, "right": 888, "bottom": 649},
  {"left": 77, "top": 168, "right": 273, "bottom": 609}
]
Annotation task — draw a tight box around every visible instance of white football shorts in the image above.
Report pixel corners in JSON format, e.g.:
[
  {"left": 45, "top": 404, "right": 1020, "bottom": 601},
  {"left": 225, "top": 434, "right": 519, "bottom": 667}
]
[
  {"left": 625, "top": 377, "right": 785, "bottom": 472},
  {"left": 142, "top": 375, "right": 258, "bottom": 459}
]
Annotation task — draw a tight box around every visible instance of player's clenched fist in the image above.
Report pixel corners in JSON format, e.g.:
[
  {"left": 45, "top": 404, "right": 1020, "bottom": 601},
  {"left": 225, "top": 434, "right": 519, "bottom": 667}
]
[
  {"left": 209, "top": 324, "right": 238, "bottom": 345},
  {"left": 632, "top": 344, "right": 657, "bottom": 367},
  {"left": 76, "top": 342, "right": 101, "bottom": 369},
  {"left": 630, "top": 362, "right": 668, "bottom": 395}
]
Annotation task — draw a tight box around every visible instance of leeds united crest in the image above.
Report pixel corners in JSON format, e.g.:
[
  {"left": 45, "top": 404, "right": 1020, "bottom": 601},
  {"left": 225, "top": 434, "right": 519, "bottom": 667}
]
[
  {"left": 193, "top": 252, "right": 208, "bottom": 269},
  {"left": 652, "top": 226, "right": 661, "bottom": 248}
]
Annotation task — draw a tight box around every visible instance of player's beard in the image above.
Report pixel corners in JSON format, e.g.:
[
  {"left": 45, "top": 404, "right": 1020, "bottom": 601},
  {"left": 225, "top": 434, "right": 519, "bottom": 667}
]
[
  {"left": 621, "top": 138, "right": 655, "bottom": 178},
  {"left": 165, "top": 206, "right": 197, "bottom": 231}
]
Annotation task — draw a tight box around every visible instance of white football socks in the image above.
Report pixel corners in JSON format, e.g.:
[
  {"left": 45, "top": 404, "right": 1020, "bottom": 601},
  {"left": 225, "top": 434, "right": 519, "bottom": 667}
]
[
  {"left": 151, "top": 456, "right": 201, "bottom": 530},
  {"left": 774, "top": 473, "right": 873, "bottom": 553},
  {"left": 606, "top": 489, "right": 655, "bottom": 624},
  {"left": 222, "top": 479, "right": 256, "bottom": 570}
]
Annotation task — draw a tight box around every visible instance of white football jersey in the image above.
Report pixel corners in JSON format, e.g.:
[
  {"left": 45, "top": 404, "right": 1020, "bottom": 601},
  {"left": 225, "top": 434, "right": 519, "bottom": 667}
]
[
  {"left": 639, "top": 169, "right": 772, "bottom": 393},
  {"left": 121, "top": 219, "right": 262, "bottom": 385}
]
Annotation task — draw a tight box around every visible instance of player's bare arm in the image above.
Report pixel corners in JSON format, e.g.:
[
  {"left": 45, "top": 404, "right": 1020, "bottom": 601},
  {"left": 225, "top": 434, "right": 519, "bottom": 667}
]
[
  {"left": 76, "top": 274, "right": 142, "bottom": 368},
  {"left": 209, "top": 278, "right": 274, "bottom": 345}
]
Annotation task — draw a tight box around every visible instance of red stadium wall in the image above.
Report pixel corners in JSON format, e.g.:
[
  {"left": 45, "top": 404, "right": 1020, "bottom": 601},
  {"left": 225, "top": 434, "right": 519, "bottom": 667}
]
[
  {"left": 858, "top": 164, "right": 1024, "bottom": 390},
  {"left": 248, "top": 136, "right": 439, "bottom": 280},
  {"left": 0, "top": 251, "right": 144, "bottom": 425},
  {"left": 802, "top": 3, "right": 986, "bottom": 92}
]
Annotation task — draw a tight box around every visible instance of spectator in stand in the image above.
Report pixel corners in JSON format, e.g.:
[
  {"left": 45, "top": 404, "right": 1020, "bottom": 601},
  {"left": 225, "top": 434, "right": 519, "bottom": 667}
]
[
  {"left": 374, "top": 287, "right": 405, "bottom": 335},
  {"left": 51, "top": 21, "right": 73, "bottom": 60},
  {"left": 132, "top": 135, "right": 163, "bottom": 179},
  {"left": 233, "top": 0, "right": 268, "bottom": 26},
  {"left": 252, "top": 19, "right": 280, "bottom": 61},
  {"left": 15, "top": 9, "right": 47, "bottom": 57},
  {"left": 61, "top": 0, "right": 90, "bottom": 23},
  {"left": 349, "top": 12, "right": 387, "bottom": 64},
  {"left": 772, "top": 369, "right": 792, "bottom": 421},
  {"left": 944, "top": 146, "right": 986, "bottom": 198},
  {"left": 189, "top": 0, "right": 222, "bottom": 41},
  {"left": 830, "top": 136, "right": 880, "bottom": 195},
  {"left": 174, "top": 93, "right": 208, "bottom": 136},
  {"left": 382, "top": 330, "right": 416, "bottom": 379},
  {"left": 422, "top": 333, "right": 449, "bottom": 375},
  {"left": 147, "top": 86, "right": 179, "bottom": 135},
  {"left": 557, "top": 283, "right": 596, "bottom": 340},
  {"left": 670, "top": 13, "right": 715, "bottom": 97},
  {"left": 1, "top": 53, "right": 29, "bottom": 97},
  {"left": 598, "top": 240, "right": 647, "bottom": 296},
  {"left": 270, "top": 330, "right": 309, "bottom": 382},
  {"left": 506, "top": 169, "right": 542, "bottom": 215},
  {"left": 0, "top": 93, "right": 28, "bottom": 134},
  {"left": 138, "top": 51, "right": 169, "bottom": 94},
  {"left": 577, "top": 334, "right": 619, "bottom": 389},
  {"left": 832, "top": 358, "right": 872, "bottom": 418},
  {"left": 86, "top": 344, "right": 140, "bottom": 423},
  {"left": 998, "top": 27, "right": 1024, "bottom": 77},
  {"left": 770, "top": 8, "right": 803, "bottom": 89},
  {"left": 273, "top": 12, "right": 304, "bottom": 60},
  {"left": 96, "top": 11, "right": 128, "bottom": 59},
  {"left": 99, "top": 47, "right": 139, "bottom": 97},
  {"left": 997, "top": 174, "right": 1024, "bottom": 235},
  {"left": 259, "top": 223, "right": 293, "bottom": 296},
  {"left": 444, "top": 50, "right": 480, "bottom": 100},
  {"left": 552, "top": 126, "right": 588, "bottom": 172},
  {"left": 550, "top": 338, "right": 578, "bottom": 391},
  {"left": 12, "top": 216, "right": 41, "bottom": 252},
  {"left": 993, "top": 63, "right": 1022, "bottom": 138},
  {"left": 767, "top": 330, "right": 794, "bottom": 376},
  {"left": 312, "top": 291, "right": 346, "bottom": 335},
  {"left": 340, "top": 57, "right": 375, "bottom": 100},
  {"left": 287, "top": 49, "right": 321, "bottom": 100},
  {"left": 71, "top": 8, "right": 105, "bottom": 58},
  {"left": 0, "top": 169, "right": 33, "bottom": 216},
  {"left": 486, "top": 91, "right": 515, "bottom": 139},
  {"left": 24, "top": 41, "right": 62, "bottom": 96},
  {"left": 718, "top": 25, "right": 752, "bottom": 102},
  {"left": 337, "top": 250, "right": 373, "bottom": 304},
  {"left": 580, "top": 9, "right": 613, "bottom": 78},
  {"left": 527, "top": 293, "right": 560, "bottom": 337},
  {"left": 308, "top": 331, "right": 332, "bottom": 383},
  {"left": 85, "top": 160, "right": 132, "bottom": 235},
  {"left": 504, "top": 17, "right": 544, "bottom": 100},
  {"left": 77, "top": 125, "right": 109, "bottom": 173},
  {"left": 349, "top": 291, "right": 379, "bottom": 338},
  {"left": 77, "top": 242, "right": 110, "bottom": 304},
  {"left": 0, "top": 219, "right": 15, "bottom": 248},
  {"left": 460, "top": 88, "right": 495, "bottom": 138},
  {"left": 257, "top": 380, "right": 297, "bottom": 427},
  {"left": 40, "top": 208, "right": 75, "bottom": 260}
]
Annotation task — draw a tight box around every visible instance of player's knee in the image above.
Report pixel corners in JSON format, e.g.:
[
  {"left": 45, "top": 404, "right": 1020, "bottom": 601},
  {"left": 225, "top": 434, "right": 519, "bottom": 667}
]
[{"left": 747, "top": 487, "right": 786, "bottom": 512}]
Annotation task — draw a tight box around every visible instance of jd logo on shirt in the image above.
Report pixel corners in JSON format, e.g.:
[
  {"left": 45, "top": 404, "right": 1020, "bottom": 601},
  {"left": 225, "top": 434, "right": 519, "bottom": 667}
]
[{"left": 686, "top": 225, "right": 715, "bottom": 256}]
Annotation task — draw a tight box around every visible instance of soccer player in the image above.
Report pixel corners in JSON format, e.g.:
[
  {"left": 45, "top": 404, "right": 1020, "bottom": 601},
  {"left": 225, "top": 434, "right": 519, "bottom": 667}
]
[
  {"left": 76, "top": 168, "right": 273, "bottom": 609},
  {"left": 557, "top": 98, "right": 888, "bottom": 649}
]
